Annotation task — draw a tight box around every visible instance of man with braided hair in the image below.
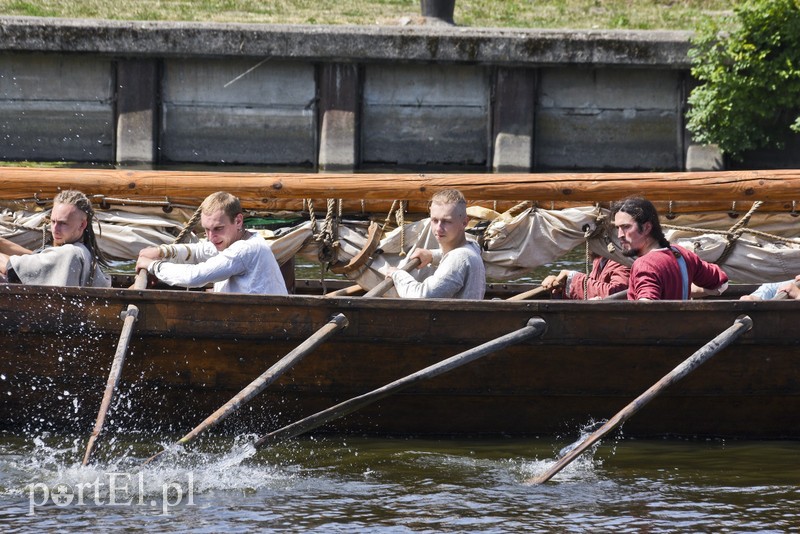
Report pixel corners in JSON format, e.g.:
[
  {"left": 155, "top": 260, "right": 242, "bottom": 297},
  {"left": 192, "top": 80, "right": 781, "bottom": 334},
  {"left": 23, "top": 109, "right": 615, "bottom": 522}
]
[
  {"left": 136, "top": 191, "right": 287, "bottom": 295},
  {"left": 0, "top": 190, "right": 111, "bottom": 287}
]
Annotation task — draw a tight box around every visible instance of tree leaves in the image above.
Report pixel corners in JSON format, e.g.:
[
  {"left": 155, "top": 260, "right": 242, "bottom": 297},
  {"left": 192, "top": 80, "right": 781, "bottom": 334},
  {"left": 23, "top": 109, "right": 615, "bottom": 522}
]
[{"left": 686, "top": 0, "right": 800, "bottom": 159}]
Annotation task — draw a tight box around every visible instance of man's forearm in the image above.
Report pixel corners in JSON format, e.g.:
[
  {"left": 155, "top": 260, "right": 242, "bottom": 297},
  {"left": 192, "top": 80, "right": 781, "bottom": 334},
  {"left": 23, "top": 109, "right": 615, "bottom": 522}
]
[{"left": 0, "top": 237, "right": 32, "bottom": 256}]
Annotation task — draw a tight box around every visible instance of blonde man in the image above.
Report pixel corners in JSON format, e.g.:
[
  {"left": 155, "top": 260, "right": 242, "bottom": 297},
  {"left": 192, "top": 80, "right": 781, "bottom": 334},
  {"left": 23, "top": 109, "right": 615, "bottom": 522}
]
[
  {"left": 388, "top": 189, "right": 486, "bottom": 299},
  {"left": 136, "top": 192, "right": 287, "bottom": 295},
  {"left": 0, "top": 190, "right": 110, "bottom": 287}
]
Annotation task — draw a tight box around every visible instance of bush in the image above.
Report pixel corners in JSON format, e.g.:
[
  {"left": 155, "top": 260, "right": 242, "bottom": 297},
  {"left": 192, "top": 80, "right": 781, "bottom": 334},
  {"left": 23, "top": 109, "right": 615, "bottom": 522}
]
[{"left": 686, "top": 0, "right": 800, "bottom": 159}]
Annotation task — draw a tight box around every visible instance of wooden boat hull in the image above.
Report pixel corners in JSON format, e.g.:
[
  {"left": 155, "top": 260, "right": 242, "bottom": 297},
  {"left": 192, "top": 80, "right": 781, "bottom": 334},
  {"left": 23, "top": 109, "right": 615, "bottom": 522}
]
[{"left": 1, "top": 284, "right": 798, "bottom": 439}]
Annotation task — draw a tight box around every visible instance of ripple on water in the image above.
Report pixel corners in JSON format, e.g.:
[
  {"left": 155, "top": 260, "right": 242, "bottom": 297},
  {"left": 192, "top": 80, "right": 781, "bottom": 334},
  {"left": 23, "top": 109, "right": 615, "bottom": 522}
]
[{"left": 0, "top": 434, "right": 798, "bottom": 531}]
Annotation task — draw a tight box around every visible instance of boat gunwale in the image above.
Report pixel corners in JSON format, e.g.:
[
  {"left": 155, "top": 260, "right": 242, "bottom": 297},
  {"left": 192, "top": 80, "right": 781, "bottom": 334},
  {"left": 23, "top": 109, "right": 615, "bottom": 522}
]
[{"left": 0, "top": 281, "right": 789, "bottom": 313}]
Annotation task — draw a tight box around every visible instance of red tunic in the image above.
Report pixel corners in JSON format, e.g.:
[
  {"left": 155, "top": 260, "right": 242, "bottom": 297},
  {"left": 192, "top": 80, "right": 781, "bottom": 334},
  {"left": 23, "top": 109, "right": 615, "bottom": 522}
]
[
  {"left": 627, "top": 245, "right": 728, "bottom": 300},
  {"left": 567, "top": 256, "right": 631, "bottom": 300}
]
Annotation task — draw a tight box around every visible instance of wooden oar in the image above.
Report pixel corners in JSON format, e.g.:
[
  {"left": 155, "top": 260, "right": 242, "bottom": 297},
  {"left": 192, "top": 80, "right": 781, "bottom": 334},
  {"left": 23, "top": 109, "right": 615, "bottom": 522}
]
[
  {"left": 82, "top": 269, "right": 148, "bottom": 466},
  {"left": 324, "top": 284, "right": 365, "bottom": 297},
  {"left": 252, "top": 316, "right": 547, "bottom": 448},
  {"left": 603, "top": 289, "right": 628, "bottom": 300},
  {"left": 508, "top": 271, "right": 567, "bottom": 301},
  {"left": 528, "top": 314, "right": 753, "bottom": 485},
  {"left": 363, "top": 257, "right": 421, "bottom": 297},
  {"left": 771, "top": 279, "right": 800, "bottom": 300},
  {"left": 506, "top": 285, "right": 548, "bottom": 301},
  {"left": 143, "top": 313, "right": 349, "bottom": 465}
]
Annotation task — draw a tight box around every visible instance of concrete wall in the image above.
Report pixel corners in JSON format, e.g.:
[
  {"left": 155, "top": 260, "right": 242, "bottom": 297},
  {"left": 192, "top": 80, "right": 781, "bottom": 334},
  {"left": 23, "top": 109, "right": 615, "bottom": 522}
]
[
  {"left": 1, "top": 17, "right": 785, "bottom": 171},
  {"left": 0, "top": 53, "right": 114, "bottom": 161}
]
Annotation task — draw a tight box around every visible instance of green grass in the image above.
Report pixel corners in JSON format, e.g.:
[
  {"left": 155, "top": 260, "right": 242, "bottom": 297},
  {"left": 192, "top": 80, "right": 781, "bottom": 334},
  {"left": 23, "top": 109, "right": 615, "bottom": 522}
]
[{"left": 0, "top": 0, "right": 737, "bottom": 30}]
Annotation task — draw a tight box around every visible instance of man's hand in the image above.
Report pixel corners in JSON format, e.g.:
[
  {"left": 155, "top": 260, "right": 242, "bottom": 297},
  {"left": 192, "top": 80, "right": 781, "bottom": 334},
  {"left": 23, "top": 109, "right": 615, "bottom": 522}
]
[
  {"left": 739, "top": 294, "right": 762, "bottom": 302},
  {"left": 135, "top": 246, "right": 161, "bottom": 273},
  {"left": 408, "top": 248, "right": 434, "bottom": 268},
  {"left": 541, "top": 270, "right": 570, "bottom": 294},
  {"left": 781, "top": 275, "right": 800, "bottom": 299}
]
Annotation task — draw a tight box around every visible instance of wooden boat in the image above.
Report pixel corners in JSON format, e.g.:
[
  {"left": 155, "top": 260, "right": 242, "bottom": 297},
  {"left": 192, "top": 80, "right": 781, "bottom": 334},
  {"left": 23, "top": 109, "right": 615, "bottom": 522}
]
[
  {"left": 1, "top": 167, "right": 799, "bottom": 440},
  {"left": 2, "top": 282, "right": 798, "bottom": 439}
]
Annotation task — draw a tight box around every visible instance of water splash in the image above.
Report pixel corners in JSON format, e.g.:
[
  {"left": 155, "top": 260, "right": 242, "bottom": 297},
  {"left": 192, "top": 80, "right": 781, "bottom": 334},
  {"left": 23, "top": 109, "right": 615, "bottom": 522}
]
[
  {"left": 0, "top": 432, "right": 290, "bottom": 504},
  {"left": 520, "top": 419, "right": 614, "bottom": 484}
]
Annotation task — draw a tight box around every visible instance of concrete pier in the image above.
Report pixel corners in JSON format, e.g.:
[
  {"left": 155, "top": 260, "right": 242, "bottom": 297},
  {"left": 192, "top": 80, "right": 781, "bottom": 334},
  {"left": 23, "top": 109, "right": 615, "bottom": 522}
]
[{"left": 0, "top": 17, "right": 793, "bottom": 170}]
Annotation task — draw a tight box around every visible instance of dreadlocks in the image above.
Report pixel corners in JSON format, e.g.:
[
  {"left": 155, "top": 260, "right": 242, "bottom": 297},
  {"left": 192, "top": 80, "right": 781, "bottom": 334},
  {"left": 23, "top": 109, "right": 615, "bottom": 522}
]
[{"left": 53, "top": 190, "right": 109, "bottom": 275}]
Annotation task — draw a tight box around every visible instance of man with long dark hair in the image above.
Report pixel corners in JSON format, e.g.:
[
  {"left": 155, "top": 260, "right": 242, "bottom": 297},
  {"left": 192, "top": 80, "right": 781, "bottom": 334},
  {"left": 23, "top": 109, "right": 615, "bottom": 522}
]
[
  {"left": 611, "top": 197, "right": 728, "bottom": 300},
  {"left": 0, "top": 190, "right": 110, "bottom": 287}
]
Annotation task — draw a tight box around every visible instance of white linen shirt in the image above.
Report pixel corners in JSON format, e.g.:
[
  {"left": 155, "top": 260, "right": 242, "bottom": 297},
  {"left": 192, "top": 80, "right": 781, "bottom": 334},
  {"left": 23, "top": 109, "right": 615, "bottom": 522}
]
[
  {"left": 390, "top": 241, "right": 486, "bottom": 299},
  {"left": 149, "top": 231, "right": 287, "bottom": 295}
]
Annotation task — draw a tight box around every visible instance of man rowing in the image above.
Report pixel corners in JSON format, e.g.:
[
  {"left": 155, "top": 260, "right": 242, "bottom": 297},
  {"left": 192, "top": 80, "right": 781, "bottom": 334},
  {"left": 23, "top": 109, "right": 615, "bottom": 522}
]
[
  {"left": 387, "top": 189, "right": 486, "bottom": 299},
  {"left": 541, "top": 254, "right": 630, "bottom": 299},
  {"left": 0, "top": 190, "right": 110, "bottom": 287},
  {"left": 136, "top": 191, "right": 288, "bottom": 295},
  {"left": 611, "top": 197, "right": 728, "bottom": 300}
]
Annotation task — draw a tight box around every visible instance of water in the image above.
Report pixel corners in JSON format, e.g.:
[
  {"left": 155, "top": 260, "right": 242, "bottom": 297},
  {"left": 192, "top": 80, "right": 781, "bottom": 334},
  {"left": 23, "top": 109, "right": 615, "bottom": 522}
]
[{"left": 1, "top": 432, "right": 798, "bottom": 531}]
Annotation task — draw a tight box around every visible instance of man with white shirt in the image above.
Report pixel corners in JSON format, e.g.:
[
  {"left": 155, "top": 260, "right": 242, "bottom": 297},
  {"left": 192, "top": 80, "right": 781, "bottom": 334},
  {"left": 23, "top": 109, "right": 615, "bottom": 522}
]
[
  {"left": 136, "top": 191, "right": 287, "bottom": 295},
  {"left": 388, "top": 189, "right": 485, "bottom": 299}
]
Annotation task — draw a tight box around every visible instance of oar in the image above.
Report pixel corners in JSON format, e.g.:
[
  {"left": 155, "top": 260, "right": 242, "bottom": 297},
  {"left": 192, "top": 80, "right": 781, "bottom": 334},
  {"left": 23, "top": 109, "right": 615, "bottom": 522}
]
[
  {"left": 528, "top": 314, "right": 753, "bottom": 485},
  {"left": 506, "top": 285, "right": 548, "bottom": 301},
  {"left": 252, "top": 316, "right": 547, "bottom": 448},
  {"left": 508, "top": 272, "right": 568, "bottom": 301},
  {"left": 771, "top": 279, "right": 800, "bottom": 300},
  {"left": 82, "top": 269, "right": 148, "bottom": 466},
  {"left": 363, "top": 257, "right": 421, "bottom": 297},
  {"left": 604, "top": 289, "right": 628, "bottom": 300},
  {"left": 324, "top": 284, "right": 365, "bottom": 297},
  {"left": 143, "top": 313, "right": 349, "bottom": 465}
]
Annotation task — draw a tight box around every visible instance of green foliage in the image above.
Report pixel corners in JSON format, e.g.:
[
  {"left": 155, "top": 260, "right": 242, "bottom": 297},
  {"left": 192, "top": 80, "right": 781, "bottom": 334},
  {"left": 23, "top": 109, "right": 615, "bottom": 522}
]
[{"left": 686, "top": 0, "right": 800, "bottom": 158}]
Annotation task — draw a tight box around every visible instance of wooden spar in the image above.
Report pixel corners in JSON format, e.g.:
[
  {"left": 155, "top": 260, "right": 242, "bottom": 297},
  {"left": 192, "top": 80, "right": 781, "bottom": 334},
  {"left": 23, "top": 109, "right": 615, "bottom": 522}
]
[
  {"left": 2, "top": 167, "right": 800, "bottom": 203},
  {"left": 81, "top": 270, "right": 147, "bottom": 465},
  {"left": 528, "top": 314, "right": 754, "bottom": 485}
]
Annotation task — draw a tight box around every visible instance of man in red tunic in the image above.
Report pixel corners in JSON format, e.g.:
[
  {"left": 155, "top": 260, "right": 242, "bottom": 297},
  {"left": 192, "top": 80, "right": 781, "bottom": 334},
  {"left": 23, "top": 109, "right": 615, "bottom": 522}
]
[
  {"left": 541, "top": 255, "right": 630, "bottom": 300},
  {"left": 611, "top": 197, "right": 728, "bottom": 300}
]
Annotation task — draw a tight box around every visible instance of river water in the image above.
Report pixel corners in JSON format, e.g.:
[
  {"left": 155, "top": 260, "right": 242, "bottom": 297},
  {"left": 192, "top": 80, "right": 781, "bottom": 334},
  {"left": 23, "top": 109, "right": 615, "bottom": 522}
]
[{"left": 1, "top": 431, "right": 798, "bottom": 531}]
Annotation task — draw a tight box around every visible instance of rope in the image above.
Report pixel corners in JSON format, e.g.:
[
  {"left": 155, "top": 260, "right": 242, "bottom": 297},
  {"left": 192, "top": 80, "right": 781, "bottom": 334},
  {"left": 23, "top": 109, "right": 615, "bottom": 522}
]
[
  {"left": 383, "top": 200, "right": 398, "bottom": 230},
  {"left": 396, "top": 201, "right": 406, "bottom": 256},
  {"left": 313, "top": 199, "right": 340, "bottom": 279},
  {"left": 582, "top": 223, "right": 595, "bottom": 300},
  {"left": 661, "top": 201, "right": 800, "bottom": 264},
  {"left": 306, "top": 199, "right": 317, "bottom": 232},
  {"left": 89, "top": 195, "right": 196, "bottom": 209},
  {"left": 172, "top": 206, "right": 203, "bottom": 244}
]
